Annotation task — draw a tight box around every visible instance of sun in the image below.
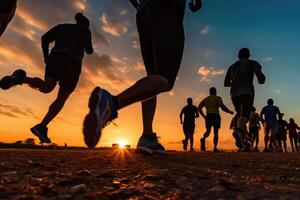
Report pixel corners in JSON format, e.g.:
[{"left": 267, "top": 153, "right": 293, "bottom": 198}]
[{"left": 117, "top": 140, "right": 127, "bottom": 149}]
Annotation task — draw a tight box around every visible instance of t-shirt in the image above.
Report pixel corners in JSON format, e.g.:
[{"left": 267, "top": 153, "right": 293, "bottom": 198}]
[
  {"left": 225, "top": 59, "right": 262, "bottom": 97},
  {"left": 201, "top": 95, "right": 223, "bottom": 115},
  {"left": 278, "top": 119, "right": 288, "bottom": 134},
  {"left": 181, "top": 105, "right": 198, "bottom": 124},
  {"left": 42, "top": 24, "right": 93, "bottom": 62},
  {"left": 249, "top": 111, "right": 260, "bottom": 128},
  {"left": 261, "top": 105, "right": 280, "bottom": 125}
]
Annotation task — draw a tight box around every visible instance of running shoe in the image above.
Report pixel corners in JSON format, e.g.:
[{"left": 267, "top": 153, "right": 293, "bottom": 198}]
[
  {"left": 232, "top": 128, "right": 244, "bottom": 149},
  {"left": 83, "top": 87, "right": 118, "bottom": 148},
  {"left": 30, "top": 124, "right": 51, "bottom": 144},
  {"left": 0, "top": 69, "right": 26, "bottom": 90},
  {"left": 190, "top": 148, "right": 195, "bottom": 152},
  {"left": 182, "top": 139, "right": 187, "bottom": 151},
  {"left": 136, "top": 133, "right": 165, "bottom": 154},
  {"left": 213, "top": 148, "right": 220, "bottom": 153},
  {"left": 200, "top": 138, "right": 206, "bottom": 152}
]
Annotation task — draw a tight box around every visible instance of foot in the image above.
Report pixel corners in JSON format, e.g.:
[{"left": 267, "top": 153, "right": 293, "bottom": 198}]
[
  {"left": 83, "top": 87, "right": 118, "bottom": 148},
  {"left": 263, "top": 147, "right": 272, "bottom": 153},
  {"left": 30, "top": 124, "right": 51, "bottom": 144},
  {"left": 182, "top": 139, "right": 187, "bottom": 151},
  {"left": 232, "top": 128, "right": 244, "bottom": 149},
  {"left": 0, "top": 69, "right": 26, "bottom": 90},
  {"left": 136, "top": 133, "right": 165, "bottom": 155},
  {"left": 213, "top": 148, "right": 220, "bottom": 153},
  {"left": 190, "top": 148, "right": 195, "bottom": 152},
  {"left": 200, "top": 138, "right": 206, "bottom": 152}
]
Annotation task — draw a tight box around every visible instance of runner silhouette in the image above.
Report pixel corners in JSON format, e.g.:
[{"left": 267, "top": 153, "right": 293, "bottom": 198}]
[
  {"left": 287, "top": 118, "right": 300, "bottom": 152},
  {"left": 0, "top": 0, "right": 17, "bottom": 37},
  {"left": 224, "top": 48, "right": 266, "bottom": 152},
  {"left": 248, "top": 107, "right": 261, "bottom": 152},
  {"left": 198, "top": 87, "right": 234, "bottom": 152},
  {"left": 83, "top": 0, "right": 202, "bottom": 153},
  {"left": 276, "top": 113, "right": 288, "bottom": 152},
  {"left": 0, "top": 13, "right": 93, "bottom": 143},
  {"left": 180, "top": 98, "right": 199, "bottom": 152}
]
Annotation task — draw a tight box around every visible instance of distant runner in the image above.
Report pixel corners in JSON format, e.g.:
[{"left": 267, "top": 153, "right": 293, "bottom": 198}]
[
  {"left": 0, "top": 0, "right": 17, "bottom": 37},
  {"left": 198, "top": 87, "right": 234, "bottom": 152},
  {"left": 224, "top": 48, "right": 266, "bottom": 152},
  {"left": 180, "top": 98, "right": 199, "bottom": 152},
  {"left": 260, "top": 99, "right": 281, "bottom": 152},
  {"left": 287, "top": 118, "right": 300, "bottom": 152},
  {"left": 83, "top": 0, "right": 202, "bottom": 154},
  {"left": 276, "top": 113, "right": 288, "bottom": 152},
  {"left": 0, "top": 13, "right": 93, "bottom": 143},
  {"left": 248, "top": 107, "right": 261, "bottom": 151}
]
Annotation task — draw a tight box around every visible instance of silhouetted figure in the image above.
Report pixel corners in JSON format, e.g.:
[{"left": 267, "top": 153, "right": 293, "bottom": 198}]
[
  {"left": 64, "top": 142, "right": 67, "bottom": 149},
  {"left": 0, "top": 13, "right": 93, "bottom": 143},
  {"left": 248, "top": 107, "right": 261, "bottom": 151},
  {"left": 180, "top": 98, "right": 199, "bottom": 152},
  {"left": 224, "top": 48, "right": 266, "bottom": 152},
  {"left": 0, "top": 0, "right": 17, "bottom": 37},
  {"left": 83, "top": 0, "right": 202, "bottom": 153},
  {"left": 260, "top": 99, "right": 281, "bottom": 152},
  {"left": 198, "top": 87, "right": 234, "bottom": 152},
  {"left": 287, "top": 118, "right": 300, "bottom": 152},
  {"left": 276, "top": 113, "right": 288, "bottom": 152}
]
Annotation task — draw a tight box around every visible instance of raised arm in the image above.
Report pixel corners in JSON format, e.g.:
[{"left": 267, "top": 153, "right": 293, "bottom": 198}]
[
  {"left": 129, "top": 0, "right": 139, "bottom": 10},
  {"left": 198, "top": 101, "right": 206, "bottom": 119},
  {"left": 189, "top": 0, "right": 202, "bottom": 12},
  {"left": 254, "top": 62, "right": 266, "bottom": 84}
]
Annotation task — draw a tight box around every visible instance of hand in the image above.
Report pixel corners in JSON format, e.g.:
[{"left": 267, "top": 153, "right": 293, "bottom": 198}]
[{"left": 189, "top": 0, "right": 202, "bottom": 12}]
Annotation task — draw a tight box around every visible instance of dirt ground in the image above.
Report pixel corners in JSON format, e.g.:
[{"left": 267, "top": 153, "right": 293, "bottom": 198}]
[{"left": 1, "top": 149, "right": 300, "bottom": 200}]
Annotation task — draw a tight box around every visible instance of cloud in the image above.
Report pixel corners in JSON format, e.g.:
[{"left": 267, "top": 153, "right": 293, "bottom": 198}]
[
  {"left": 264, "top": 57, "right": 273, "bottom": 61},
  {"left": 0, "top": 103, "right": 39, "bottom": 119},
  {"left": 100, "top": 13, "right": 128, "bottom": 37},
  {"left": 169, "top": 92, "right": 175, "bottom": 96},
  {"left": 198, "top": 66, "right": 225, "bottom": 82},
  {"left": 200, "top": 26, "right": 211, "bottom": 35},
  {"left": 273, "top": 89, "right": 281, "bottom": 93}
]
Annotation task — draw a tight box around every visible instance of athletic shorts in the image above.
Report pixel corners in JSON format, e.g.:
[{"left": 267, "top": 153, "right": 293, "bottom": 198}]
[
  {"left": 205, "top": 113, "right": 221, "bottom": 129},
  {"left": 264, "top": 124, "right": 278, "bottom": 138},
  {"left": 0, "top": 7, "right": 16, "bottom": 37},
  {"left": 45, "top": 53, "right": 81, "bottom": 92},
  {"left": 231, "top": 94, "right": 254, "bottom": 119},
  {"left": 136, "top": 0, "right": 185, "bottom": 89},
  {"left": 183, "top": 123, "right": 195, "bottom": 136},
  {"left": 249, "top": 126, "right": 259, "bottom": 137}
]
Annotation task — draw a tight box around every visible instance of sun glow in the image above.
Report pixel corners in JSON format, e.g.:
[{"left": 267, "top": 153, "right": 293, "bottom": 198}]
[{"left": 117, "top": 140, "right": 127, "bottom": 149}]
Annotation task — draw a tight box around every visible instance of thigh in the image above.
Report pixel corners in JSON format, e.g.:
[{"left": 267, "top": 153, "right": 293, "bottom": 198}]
[
  {"left": 205, "top": 115, "right": 213, "bottom": 129},
  {"left": 212, "top": 115, "right": 221, "bottom": 130},
  {"left": 232, "top": 96, "right": 242, "bottom": 116},
  {"left": 240, "top": 95, "right": 254, "bottom": 118}
]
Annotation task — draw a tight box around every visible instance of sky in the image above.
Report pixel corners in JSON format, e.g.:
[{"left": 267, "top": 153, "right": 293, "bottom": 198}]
[{"left": 0, "top": 0, "right": 299, "bottom": 150}]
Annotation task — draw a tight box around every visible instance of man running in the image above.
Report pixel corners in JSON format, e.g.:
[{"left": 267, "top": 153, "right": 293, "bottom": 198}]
[
  {"left": 0, "top": 13, "right": 93, "bottom": 143},
  {"left": 83, "top": 0, "right": 202, "bottom": 153},
  {"left": 180, "top": 98, "right": 199, "bottom": 151},
  {"left": 287, "top": 118, "right": 300, "bottom": 152},
  {"left": 248, "top": 107, "right": 261, "bottom": 151},
  {"left": 260, "top": 99, "right": 281, "bottom": 152},
  {"left": 0, "top": 0, "right": 17, "bottom": 37},
  {"left": 224, "top": 48, "right": 266, "bottom": 151},
  {"left": 198, "top": 87, "right": 234, "bottom": 152},
  {"left": 276, "top": 113, "right": 288, "bottom": 152}
]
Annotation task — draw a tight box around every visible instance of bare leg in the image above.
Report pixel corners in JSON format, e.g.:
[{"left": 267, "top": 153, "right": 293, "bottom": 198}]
[
  {"left": 141, "top": 97, "right": 156, "bottom": 136},
  {"left": 290, "top": 136, "right": 295, "bottom": 152},
  {"left": 190, "top": 134, "right": 194, "bottom": 150},
  {"left": 283, "top": 140, "right": 287, "bottom": 152},
  {"left": 24, "top": 77, "right": 57, "bottom": 93},
  {"left": 213, "top": 128, "right": 219, "bottom": 149},
  {"left": 41, "top": 86, "right": 72, "bottom": 126},
  {"left": 203, "top": 128, "right": 212, "bottom": 140},
  {"left": 117, "top": 75, "right": 169, "bottom": 109},
  {"left": 255, "top": 134, "right": 259, "bottom": 149}
]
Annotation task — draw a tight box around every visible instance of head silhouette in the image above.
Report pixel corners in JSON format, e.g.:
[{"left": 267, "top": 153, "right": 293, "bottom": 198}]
[
  {"left": 290, "top": 118, "right": 295, "bottom": 124},
  {"left": 187, "top": 98, "right": 193, "bottom": 105},
  {"left": 279, "top": 113, "right": 284, "bottom": 120},
  {"left": 209, "top": 87, "right": 217, "bottom": 95},
  {"left": 238, "top": 48, "right": 250, "bottom": 59},
  {"left": 251, "top": 106, "right": 256, "bottom": 112},
  {"left": 75, "top": 13, "right": 90, "bottom": 28},
  {"left": 267, "top": 98, "right": 274, "bottom": 105}
]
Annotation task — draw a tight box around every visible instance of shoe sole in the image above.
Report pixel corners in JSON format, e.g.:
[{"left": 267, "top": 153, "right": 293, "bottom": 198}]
[
  {"left": 83, "top": 87, "right": 102, "bottom": 149},
  {"left": 0, "top": 70, "right": 26, "bottom": 90},
  {"left": 30, "top": 127, "right": 51, "bottom": 144}
]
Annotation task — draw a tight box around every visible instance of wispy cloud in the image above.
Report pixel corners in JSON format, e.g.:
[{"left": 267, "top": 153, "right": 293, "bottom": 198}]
[
  {"left": 198, "top": 66, "right": 225, "bottom": 82},
  {"left": 264, "top": 57, "right": 273, "bottom": 61},
  {"left": 200, "top": 25, "right": 211, "bottom": 35},
  {"left": 100, "top": 13, "right": 128, "bottom": 37}
]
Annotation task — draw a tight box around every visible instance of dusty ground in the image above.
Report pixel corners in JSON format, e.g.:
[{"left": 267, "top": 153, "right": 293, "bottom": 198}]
[{"left": 1, "top": 149, "right": 300, "bottom": 200}]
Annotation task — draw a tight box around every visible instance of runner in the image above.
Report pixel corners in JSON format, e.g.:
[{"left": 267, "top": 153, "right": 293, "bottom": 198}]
[
  {"left": 180, "top": 98, "right": 199, "bottom": 152},
  {"left": 0, "top": 13, "right": 93, "bottom": 143},
  {"left": 248, "top": 107, "right": 261, "bottom": 152},
  {"left": 224, "top": 48, "right": 266, "bottom": 151},
  {"left": 198, "top": 87, "right": 234, "bottom": 152},
  {"left": 0, "top": 0, "right": 17, "bottom": 37},
  {"left": 83, "top": 0, "right": 202, "bottom": 153},
  {"left": 260, "top": 99, "right": 281, "bottom": 152},
  {"left": 276, "top": 113, "right": 288, "bottom": 152},
  {"left": 287, "top": 118, "right": 300, "bottom": 152}
]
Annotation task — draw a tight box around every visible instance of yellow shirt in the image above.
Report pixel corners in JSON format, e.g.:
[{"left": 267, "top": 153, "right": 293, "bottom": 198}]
[{"left": 201, "top": 95, "right": 223, "bottom": 114}]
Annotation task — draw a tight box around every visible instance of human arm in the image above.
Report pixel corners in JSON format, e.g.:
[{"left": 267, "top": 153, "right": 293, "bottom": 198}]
[
  {"left": 198, "top": 101, "right": 206, "bottom": 119},
  {"left": 220, "top": 99, "right": 234, "bottom": 115},
  {"left": 41, "top": 26, "right": 57, "bottom": 63},
  {"left": 84, "top": 29, "right": 93, "bottom": 55},
  {"left": 180, "top": 109, "right": 184, "bottom": 124},
  {"left": 194, "top": 106, "right": 200, "bottom": 118},
  {"left": 254, "top": 62, "right": 266, "bottom": 84},
  {"left": 260, "top": 109, "right": 265, "bottom": 124},
  {"left": 224, "top": 68, "right": 232, "bottom": 87},
  {"left": 129, "top": 0, "right": 139, "bottom": 10},
  {"left": 189, "top": 0, "right": 202, "bottom": 12}
]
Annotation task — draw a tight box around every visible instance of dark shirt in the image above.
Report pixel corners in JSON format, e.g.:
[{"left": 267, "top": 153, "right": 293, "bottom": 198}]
[
  {"left": 42, "top": 24, "right": 93, "bottom": 63},
  {"left": 261, "top": 105, "right": 280, "bottom": 125},
  {"left": 181, "top": 105, "right": 198, "bottom": 124},
  {"left": 0, "top": 0, "right": 17, "bottom": 13},
  {"left": 225, "top": 59, "right": 263, "bottom": 97},
  {"left": 278, "top": 119, "right": 288, "bottom": 134}
]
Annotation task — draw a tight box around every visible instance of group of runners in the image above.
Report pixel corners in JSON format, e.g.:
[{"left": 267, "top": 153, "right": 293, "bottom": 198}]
[{"left": 0, "top": 0, "right": 298, "bottom": 154}]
